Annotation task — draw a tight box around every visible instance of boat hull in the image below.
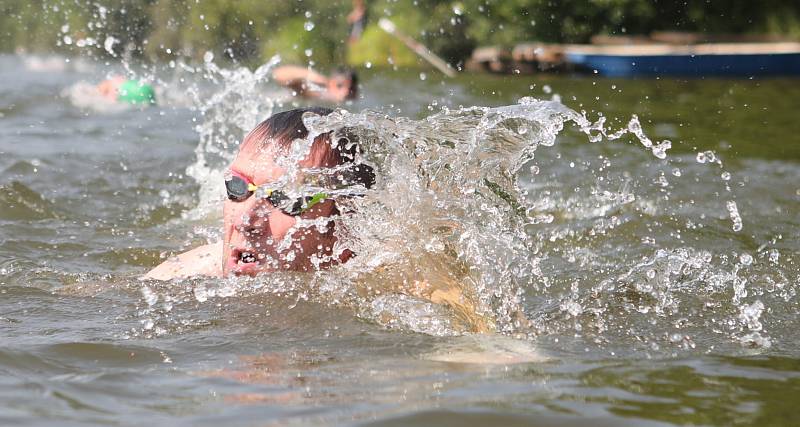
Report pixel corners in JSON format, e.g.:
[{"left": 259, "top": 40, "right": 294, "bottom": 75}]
[{"left": 565, "top": 52, "right": 800, "bottom": 77}]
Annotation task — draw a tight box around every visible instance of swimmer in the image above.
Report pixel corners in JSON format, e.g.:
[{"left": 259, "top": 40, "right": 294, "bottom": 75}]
[
  {"left": 145, "top": 107, "right": 492, "bottom": 333},
  {"left": 271, "top": 66, "right": 358, "bottom": 103},
  {"left": 97, "top": 75, "right": 156, "bottom": 105},
  {"left": 145, "top": 107, "right": 374, "bottom": 280}
]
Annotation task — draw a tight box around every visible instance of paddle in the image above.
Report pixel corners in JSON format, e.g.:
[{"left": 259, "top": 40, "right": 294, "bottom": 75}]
[{"left": 378, "top": 18, "right": 457, "bottom": 78}]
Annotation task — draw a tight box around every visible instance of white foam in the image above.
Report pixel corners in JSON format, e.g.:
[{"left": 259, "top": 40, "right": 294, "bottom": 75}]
[{"left": 423, "top": 334, "right": 548, "bottom": 364}]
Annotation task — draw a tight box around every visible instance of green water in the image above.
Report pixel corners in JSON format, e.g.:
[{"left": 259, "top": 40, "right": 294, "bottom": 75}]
[{"left": 457, "top": 74, "right": 800, "bottom": 160}]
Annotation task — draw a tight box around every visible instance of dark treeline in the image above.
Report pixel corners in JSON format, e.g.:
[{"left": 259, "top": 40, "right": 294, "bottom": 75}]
[{"left": 2, "top": 0, "right": 799, "bottom": 68}]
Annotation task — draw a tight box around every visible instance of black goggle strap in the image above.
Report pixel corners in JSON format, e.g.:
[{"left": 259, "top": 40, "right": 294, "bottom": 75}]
[
  {"left": 299, "top": 164, "right": 375, "bottom": 191},
  {"left": 225, "top": 176, "right": 352, "bottom": 215},
  {"left": 258, "top": 187, "right": 329, "bottom": 215}
]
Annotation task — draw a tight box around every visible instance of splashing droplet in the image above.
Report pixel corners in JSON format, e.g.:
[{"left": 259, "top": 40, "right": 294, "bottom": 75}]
[
  {"left": 739, "top": 300, "right": 765, "bottom": 331},
  {"left": 141, "top": 286, "right": 158, "bottom": 307},
  {"left": 726, "top": 200, "right": 743, "bottom": 232},
  {"left": 103, "top": 36, "right": 118, "bottom": 55},
  {"left": 696, "top": 150, "right": 716, "bottom": 164},
  {"left": 194, "top": 285, "right": 208, "bottom": 302}
]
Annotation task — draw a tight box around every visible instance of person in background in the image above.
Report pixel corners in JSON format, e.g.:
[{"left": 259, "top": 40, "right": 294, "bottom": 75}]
[
  {"left": 97, "top": 75, "right": 157, "bottom": 105},
  {"left": 347, "top": 0, "right": 368, "bottom": 44},
  {"left": 271, "top": 66, "right": 358, "bottom": 103}
]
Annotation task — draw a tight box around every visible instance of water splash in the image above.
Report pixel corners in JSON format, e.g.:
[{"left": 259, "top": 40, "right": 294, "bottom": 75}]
[
  {"left": 128, "top": 85, "right": 798, "bottom": 351},
  {"left": 182, "top": 54, "right": 284, "bottom": 220},
  {"left": 47, "top": 47, "right": 784, "bottom": 352},
  {"left": 727, "top": 200, "right": 743, "bottom": 232},
  {"left": 263, "top": 99, "right": 681, "bottom": 335}
]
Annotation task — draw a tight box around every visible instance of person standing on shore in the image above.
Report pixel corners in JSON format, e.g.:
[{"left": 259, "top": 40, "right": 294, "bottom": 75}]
[{"left": 347, "top": 0, "right": 368, "bottom": 44}]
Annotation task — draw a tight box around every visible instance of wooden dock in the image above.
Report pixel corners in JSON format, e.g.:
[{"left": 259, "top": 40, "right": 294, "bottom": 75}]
[
  {"left": 465, "top": 43, "right": 571, "bottom": 73},
  {"left": 467, "top": 33, "right": 800, "bottom": 77}
]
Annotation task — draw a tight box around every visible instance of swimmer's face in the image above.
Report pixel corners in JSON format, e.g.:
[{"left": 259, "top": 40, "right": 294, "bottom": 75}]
[
  {"left": 222, "top": 143, "right": 344, "bottom": 277},
  {"left": 326, "top": 75, "right": 354, "bottom": 102}
]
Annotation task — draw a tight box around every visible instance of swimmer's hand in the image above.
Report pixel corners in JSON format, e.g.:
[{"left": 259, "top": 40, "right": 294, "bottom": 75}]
[
  {"left": 143, "top": 241, "right": 222, "bottom": 281},
  {"left": 271, "top": 65, "right": 328, "bottom": 96},
  {"left": 410, "top": 279, "right": 494, "bottom": 333}
]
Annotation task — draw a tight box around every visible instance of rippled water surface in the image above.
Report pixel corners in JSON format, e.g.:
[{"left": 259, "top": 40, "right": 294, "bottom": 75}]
[{"left": 1, "top": 53, "right": 800, "bottom": 426}]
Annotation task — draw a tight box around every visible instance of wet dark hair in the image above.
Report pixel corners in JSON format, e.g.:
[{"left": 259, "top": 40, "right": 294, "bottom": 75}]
[
  {"left": 240, "top": 107, "right": 374, "bottom": 189},
  {"left": 332, "top": 67, "right": 358, "bottom": 99}
]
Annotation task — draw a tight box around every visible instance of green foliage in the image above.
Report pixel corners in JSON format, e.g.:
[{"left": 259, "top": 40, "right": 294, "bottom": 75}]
[
  {"left": 2, "top": 1, "right": 86, "bottom": 52},
  {"left": 259, "top": 2, "right": 352, "bottom": 66},
  {"left": 346, "top": 4, "right": 426, "bottom": 68},
  {"left": 2, "top": 0, "right": 799, "bottom": 68},
  {"left": 456, "top": 0, "right": 800, "bottom": 45},
  {"left": 347, "top": 25, "right": 419, "bottom": 68},
  {"left": 145, "top": 0, "right": 188, "bottom": 57}
]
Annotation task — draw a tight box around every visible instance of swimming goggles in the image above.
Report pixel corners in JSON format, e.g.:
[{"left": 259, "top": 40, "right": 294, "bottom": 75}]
[{"left": 225, "top": 172, "right": 329, "bottom": 216}]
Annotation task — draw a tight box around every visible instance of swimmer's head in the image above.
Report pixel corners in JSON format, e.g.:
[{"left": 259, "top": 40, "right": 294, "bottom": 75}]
[
  {"left": 327, "top": 68, "right": 358, "bottom": 102},
  {"left": 223, "top": 107, "right": 374, "bottom": 276},
  {"left": 117, "top": 79, "right": 156, "bottom": 105}
]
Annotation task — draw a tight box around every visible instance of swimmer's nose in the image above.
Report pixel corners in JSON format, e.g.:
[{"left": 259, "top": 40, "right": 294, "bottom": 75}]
[
  {"left": 229, "top": 198, "right": 294, "bottom": 239},
  {"left": 237, "top": 200, "right": 272, "bottom": 233},
  {"left": 236, "top": 219, "right": 264, "bottom": 237},
  {"left": 226, "top": 197, "right": 263, "bottom": 232}
]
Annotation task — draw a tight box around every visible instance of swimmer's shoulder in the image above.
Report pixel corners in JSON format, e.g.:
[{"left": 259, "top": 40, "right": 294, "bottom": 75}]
[{"left": 143, "top": 241, "right": 222, "bottom": 281}]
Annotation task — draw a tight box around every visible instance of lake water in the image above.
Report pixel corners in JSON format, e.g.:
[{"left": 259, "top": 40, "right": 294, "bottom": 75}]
[{"left": 1, "top": 53, "right": 799, "bottom": 426}]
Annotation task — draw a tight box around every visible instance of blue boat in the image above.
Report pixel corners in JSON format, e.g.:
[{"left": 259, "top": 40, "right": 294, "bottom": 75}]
[{"left": 564, "top": 42, "right": 800, "bottom": 77}]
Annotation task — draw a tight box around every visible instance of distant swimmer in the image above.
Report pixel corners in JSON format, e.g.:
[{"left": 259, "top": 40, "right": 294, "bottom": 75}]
[
  {"left": 271, "top": 66, "right": 358, "bottom": 103},
  {"left": 97, "top": 76, "right": 156, "bottom": 105}
]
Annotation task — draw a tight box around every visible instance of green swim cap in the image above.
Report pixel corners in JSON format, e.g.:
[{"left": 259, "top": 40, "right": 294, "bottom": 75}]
[{"left": 117, "top": 79, "right": 156, "bottom": 105}]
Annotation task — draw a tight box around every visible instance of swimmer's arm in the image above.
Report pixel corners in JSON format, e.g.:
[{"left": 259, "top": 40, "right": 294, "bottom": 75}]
[
  {"left": 143, "top": 241, "right": 223, "bottom": 281},
  {"left": 272, "top": 65, "right": 328, "bottom": 95}
]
